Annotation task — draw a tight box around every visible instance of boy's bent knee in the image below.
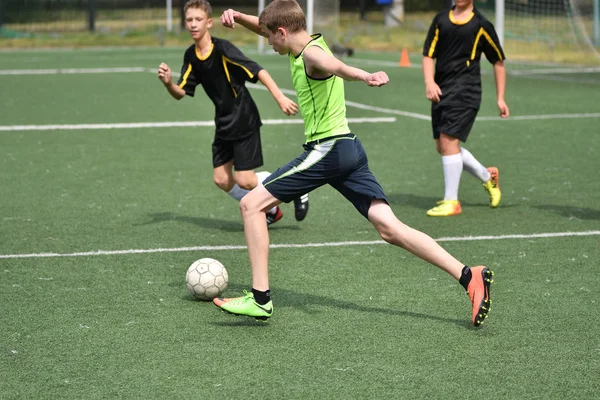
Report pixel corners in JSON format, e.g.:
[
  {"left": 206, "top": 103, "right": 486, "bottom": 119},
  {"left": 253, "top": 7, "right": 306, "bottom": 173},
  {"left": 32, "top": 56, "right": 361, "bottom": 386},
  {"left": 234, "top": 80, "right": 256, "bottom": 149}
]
[
  {"left": 239, "top": 193, "right": 259, "bottom": 213},
  {"left": 213, "top": 178, "right": 233, "bottom": 192},
  {"left": 236, "top": 178, "right": 256, "bottom": 191}
]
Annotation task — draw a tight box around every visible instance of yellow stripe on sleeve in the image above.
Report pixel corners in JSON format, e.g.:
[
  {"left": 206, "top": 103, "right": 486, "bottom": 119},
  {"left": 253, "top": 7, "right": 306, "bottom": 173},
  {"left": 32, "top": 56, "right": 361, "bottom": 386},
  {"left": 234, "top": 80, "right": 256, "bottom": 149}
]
[
  {"left": 428, "top": 26, "right": 440, "bottom": 58},
  {"left": 221, "top": 56, "right": 237, "bottom": 98},
  {"left": 222, "top": 56, "right": 255, "bottom": 79},
  {"left": 471, "top": 28, "right": 504, "bottom": 61},
  {"left": 178, "top": 63, "right": 192, "bottom": 88},
  {"left": 481, "top": 29, "right": 504, "bottom": 60}
]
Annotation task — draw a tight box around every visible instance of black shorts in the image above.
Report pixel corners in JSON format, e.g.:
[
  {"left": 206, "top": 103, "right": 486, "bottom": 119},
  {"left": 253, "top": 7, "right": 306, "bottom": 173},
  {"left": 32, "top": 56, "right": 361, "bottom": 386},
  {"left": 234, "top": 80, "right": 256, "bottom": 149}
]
[
  {"left": 212, "top": 130, "right": 263, "bottom": 171},
  {"left": 262, "top": 134, "right": 388, "bottom": 219},
  {"left": 431, "top": 105, "right": 479, "bottom": 142}
]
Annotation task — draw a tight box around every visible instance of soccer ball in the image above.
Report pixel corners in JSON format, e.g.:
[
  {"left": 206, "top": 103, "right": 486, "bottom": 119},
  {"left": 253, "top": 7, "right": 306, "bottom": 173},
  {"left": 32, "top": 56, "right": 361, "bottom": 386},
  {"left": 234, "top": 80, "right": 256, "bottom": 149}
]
[{"left": 185, "top": 258, "right": 228, "bottom": 301}]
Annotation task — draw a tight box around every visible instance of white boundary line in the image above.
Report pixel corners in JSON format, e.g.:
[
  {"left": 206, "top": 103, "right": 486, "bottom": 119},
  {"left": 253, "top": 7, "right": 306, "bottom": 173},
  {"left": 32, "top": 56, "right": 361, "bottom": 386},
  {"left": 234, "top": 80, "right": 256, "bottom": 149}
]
[
  {"left": 1, "top": 67, "right": 599, "bottom": 122},
  {"left": 1, "top": 230, "right": 598, "bottom": 259},
  {"left": 0, "top": 67, "right": 147, "bottom": 75},
  {"left": 476, "top": 113, "right": 600, "bottom": 121},
  {"left": 510, "top": 67, "right": 600, "bottom": 75},
  {"left": 248, "top": 84, "right": 600, "bottom": 122},
  {"left": 0, "top": 117, "right": 396, "bottom": 132}
]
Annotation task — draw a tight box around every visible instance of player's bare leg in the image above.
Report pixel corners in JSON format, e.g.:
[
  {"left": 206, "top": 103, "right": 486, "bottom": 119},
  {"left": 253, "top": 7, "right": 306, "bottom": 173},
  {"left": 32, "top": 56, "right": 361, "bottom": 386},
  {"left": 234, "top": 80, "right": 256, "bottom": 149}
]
[
  {"left": 368, "top": 200, "right": 464, "bottom": 278},
  {"left": 233, "top": 169, "right": 258, "bottom": 190},
  {"left": 214, "top": 185, "right": 279, "bottom": 320},
  {"left": 214, "top": 165, "right": 281, "bottom": 224},
  {"left": 213, "top": 161, "right": 236, "bottom": 192},
  {"left": 368, "top": 200, "right": 493, "bottom": 326},
  {"left": 239, "top": 185, "right": 279, "bottom": 291}
]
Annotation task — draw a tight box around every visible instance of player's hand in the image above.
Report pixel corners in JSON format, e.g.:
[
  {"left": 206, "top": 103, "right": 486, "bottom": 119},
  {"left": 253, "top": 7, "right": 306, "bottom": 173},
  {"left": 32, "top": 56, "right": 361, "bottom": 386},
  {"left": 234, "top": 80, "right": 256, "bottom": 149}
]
[
  {"left": 157, "top": 63, "right": 172, "bottom": 85},
  {"left": 220, "top": 9, "right": 240, "bottom": 28},
  {"left": 364, "top": 71, "right": 389, "bottom": 87},
  {"left": 276, "top": 96, "right": 299, "bottom": 116},
  {"left": 425, "top": 82, "right": 442, "bottom": 103},
  {"left": 497, "top": 100, "right": 510, "bottom": 118}
]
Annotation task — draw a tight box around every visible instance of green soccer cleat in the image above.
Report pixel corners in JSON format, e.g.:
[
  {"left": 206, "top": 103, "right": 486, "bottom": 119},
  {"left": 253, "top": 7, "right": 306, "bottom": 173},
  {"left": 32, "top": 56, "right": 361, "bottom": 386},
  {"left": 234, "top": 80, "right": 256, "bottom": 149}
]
[
  {"left": 213, "top": 290, "right": 273, "bottom": 321},
  {"left": 482, "top": 167, "right": 501, "bottom": 208}
]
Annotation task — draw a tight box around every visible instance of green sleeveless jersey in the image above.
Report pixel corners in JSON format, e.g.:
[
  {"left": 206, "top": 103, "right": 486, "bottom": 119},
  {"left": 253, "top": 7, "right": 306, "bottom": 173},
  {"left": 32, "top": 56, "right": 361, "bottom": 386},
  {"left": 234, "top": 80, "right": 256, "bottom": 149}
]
[{"left": 289, "top": 35, "right": 350, "bottom": 143}]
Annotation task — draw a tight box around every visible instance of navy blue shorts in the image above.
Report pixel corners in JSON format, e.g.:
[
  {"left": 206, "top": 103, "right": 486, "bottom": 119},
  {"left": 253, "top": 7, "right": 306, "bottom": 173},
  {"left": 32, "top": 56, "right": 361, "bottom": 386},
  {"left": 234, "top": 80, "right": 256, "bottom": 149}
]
[{"left": 262, "top": 134, "right": 388, "bottom": 219}]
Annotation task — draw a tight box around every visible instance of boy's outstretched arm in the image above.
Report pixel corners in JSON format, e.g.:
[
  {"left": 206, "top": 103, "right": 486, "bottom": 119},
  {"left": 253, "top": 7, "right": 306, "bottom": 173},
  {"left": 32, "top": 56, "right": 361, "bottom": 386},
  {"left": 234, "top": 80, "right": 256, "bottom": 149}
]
[
  {"left": 257, "top": 69, "right": 299, "bottom": 116},
  {"left": 302, "top": 46, "right": 389, "bottom": 87},
  {"left": 220, "top": 9, "right": 264, "bottom": 37},
  {"left": 157, "top": 63, "right": 185, "bottom": 100},
  {"left": 493, "top": 61, "right": 510, "bottom": 118}
]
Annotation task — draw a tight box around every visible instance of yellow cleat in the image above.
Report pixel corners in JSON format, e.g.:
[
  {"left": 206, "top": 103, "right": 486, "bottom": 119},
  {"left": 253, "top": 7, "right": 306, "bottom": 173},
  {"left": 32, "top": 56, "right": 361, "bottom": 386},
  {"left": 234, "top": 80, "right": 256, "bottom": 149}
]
[
  {"left": 426, "top": 200, "right": 462, "bottom": 217},
  {"left": 482, "top": 167, "right": 501, "bottom": 208}
]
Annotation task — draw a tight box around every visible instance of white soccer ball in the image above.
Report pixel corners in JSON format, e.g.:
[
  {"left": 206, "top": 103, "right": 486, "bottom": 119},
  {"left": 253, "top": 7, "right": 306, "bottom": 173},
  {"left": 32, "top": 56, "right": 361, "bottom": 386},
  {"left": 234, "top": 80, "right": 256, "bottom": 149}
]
[{"left": 185, "top": 258, "right": 228, "bottom": 301}]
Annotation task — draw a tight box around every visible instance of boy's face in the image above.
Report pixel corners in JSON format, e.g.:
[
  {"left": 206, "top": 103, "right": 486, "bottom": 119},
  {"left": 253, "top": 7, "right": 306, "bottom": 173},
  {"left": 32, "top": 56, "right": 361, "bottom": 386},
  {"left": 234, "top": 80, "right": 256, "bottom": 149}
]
[
  {"left": 185, "top": 8, "right": 212, "bottom": 40},
  {"left": 261, "top": 25, "right": 288, "bottom": 55},
  {"left": 454, "top": 0, "right": 474, "bottom": 8}
]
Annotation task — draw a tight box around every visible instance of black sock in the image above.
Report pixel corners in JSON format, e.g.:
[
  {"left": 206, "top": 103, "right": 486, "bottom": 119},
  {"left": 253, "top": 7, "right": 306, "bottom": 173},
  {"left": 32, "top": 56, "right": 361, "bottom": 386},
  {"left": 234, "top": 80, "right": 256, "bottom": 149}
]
[
  {"left": 458, "top": 266, "right": 472, "bottom": 290},
  {"left": 252, "top": 288, "right": 271, "bottom": 305}
]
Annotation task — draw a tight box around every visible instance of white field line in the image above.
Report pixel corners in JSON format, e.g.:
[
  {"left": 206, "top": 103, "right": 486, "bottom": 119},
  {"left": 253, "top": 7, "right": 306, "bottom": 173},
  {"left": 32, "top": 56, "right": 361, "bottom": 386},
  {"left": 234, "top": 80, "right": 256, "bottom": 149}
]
[
  {"left": 247, "top": 84, "right": 600, "bottom": 122},
  {"left": 510, "top": 67, "right": 600, "bottom": 75},
  {"left": 1, "top": 230, "right": 598, "bottom": 259},
  {"left": 477, "top": 113, "right": 600, "bottom": 121},
  {"left": 4, "top": 63, "right": 596, "bottom": 76},
  {"left": 0, "top": 67, "right": 147, "bottom": 75},
  {"left": 0, "top": 117, "right": 395, "bottom": 132},
  {"left": 1, "top": 67, "right": 599, "bottom": 124}
]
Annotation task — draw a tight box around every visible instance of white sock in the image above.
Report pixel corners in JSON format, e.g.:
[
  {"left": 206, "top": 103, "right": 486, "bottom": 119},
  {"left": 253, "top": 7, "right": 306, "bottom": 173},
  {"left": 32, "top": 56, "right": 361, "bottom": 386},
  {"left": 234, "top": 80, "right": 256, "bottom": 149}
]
[
  {"left": 461, "top": 148, "right": 491, "bottom": 183},
  {"left": 227, "top": 184, "right": 249, "bottom": 201},
  {"left": 227, "top": 171, "right": 278, "bottom": 214},
  {"left": 442, "top": 153, "right": 463, "bottom": 201}
]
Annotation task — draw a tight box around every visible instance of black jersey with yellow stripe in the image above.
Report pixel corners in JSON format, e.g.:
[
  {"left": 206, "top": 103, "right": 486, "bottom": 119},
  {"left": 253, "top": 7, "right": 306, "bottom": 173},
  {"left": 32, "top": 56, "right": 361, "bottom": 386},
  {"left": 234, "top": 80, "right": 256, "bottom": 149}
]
[
  {"left": 177, "top": 37, "right": 264, "bottom": 140},
  {"left": 422, "top": 7, "right": 505, "bottom": 108}
]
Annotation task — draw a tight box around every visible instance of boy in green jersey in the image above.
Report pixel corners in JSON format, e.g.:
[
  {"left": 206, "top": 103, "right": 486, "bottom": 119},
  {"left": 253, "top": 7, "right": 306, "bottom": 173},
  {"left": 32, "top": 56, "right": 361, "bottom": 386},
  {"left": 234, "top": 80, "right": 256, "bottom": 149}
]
[{"left": 214, "top": 0, "right": 493, "bottom": 327}]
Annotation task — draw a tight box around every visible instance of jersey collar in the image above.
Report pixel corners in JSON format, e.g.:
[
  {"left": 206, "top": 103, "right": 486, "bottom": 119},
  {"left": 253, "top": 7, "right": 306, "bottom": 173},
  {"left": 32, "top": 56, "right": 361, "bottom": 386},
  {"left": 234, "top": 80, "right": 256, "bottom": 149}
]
[{"left": 449, "top": 8, "right": 475, "bottom": 25}]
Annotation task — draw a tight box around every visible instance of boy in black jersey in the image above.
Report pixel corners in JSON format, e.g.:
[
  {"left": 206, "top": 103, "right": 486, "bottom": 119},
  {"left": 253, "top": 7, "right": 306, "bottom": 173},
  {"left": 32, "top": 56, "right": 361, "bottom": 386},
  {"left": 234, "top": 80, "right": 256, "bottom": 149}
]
[
  {"left": 157, "top": 0, "right": 309, "bottom": 225},
  {"left": 422, "top": 0, "right": 510, "bottom": 217}
]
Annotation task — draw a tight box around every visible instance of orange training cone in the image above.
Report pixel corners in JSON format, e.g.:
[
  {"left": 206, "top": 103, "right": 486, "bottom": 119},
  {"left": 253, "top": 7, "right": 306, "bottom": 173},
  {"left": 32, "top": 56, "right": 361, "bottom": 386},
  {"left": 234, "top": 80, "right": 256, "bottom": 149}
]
[{"left": 399, "top": 49, "right": 411, "bottom": 67}]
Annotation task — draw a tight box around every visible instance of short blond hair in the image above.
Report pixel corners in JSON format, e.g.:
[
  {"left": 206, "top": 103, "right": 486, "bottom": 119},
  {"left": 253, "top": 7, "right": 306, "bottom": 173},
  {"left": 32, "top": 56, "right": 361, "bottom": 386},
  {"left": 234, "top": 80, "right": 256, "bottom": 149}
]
[
  {"left": 184, "top": 0, "right": 212, "bottom": 17},
  {"left": 259, "top": 0, "right": 306, "bottom": 33}
]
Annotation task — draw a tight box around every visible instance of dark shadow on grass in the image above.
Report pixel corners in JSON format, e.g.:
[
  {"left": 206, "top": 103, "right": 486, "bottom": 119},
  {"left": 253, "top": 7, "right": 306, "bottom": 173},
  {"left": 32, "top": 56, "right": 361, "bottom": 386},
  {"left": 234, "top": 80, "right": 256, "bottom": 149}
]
[
  {"left": 137, "top": 211, "right": 300, "bottom": 232},
  {"left": 138, "top": 212, "right": 243, "bottom": 232},
  {"left": 535, "top": 205, "right": 600, "bottom": 220},
  {"left": 386, "top": 192, "right": 517, "bottom": 211},
  {"left": 205, "top": 284, "right": 470, "bottom": 328},
  {"left": 386, "top": 193, "right": 439, "bottom": 209}
]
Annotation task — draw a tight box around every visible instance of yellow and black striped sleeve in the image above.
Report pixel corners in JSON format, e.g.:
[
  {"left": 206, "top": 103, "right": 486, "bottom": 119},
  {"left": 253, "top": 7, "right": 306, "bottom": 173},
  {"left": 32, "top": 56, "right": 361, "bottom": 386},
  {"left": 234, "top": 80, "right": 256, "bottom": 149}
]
[
  {"left": 219, "top": 39, "right": 263, "bottom": 84},
  {"left": 422, "top": 15, "right": 440, "bottom": 58},
  {"left": 478, "top": 19, "right": 506, "bottom": 63},
  {"left": 176, "top": 47, "right": 199, "bottom": 97}
]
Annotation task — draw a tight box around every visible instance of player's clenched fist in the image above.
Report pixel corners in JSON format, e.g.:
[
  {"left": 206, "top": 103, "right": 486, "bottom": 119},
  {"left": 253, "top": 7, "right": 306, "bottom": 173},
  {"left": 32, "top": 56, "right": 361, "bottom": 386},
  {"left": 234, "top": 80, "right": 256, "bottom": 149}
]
[
  {"left": 157, "top": 63, "right": 172, "bottom": 85},
  {"left": 364, "top": 71, "right": 389, "bottom": 87},
  {"left": 220, "top": 9, "right": 240, "bottom": 28}
]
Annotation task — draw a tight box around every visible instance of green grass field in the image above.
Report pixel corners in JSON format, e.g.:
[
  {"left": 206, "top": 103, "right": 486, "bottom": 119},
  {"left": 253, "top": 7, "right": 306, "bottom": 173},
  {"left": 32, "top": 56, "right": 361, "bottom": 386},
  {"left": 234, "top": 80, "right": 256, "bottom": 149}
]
[{"left": 1, "top": 47, "right": 599, "bottom": 399}]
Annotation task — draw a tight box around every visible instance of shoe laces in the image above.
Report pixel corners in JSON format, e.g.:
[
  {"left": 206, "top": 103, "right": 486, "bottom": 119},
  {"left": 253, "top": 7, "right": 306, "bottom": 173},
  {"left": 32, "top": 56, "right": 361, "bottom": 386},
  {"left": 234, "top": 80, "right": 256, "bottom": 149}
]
[
  {"left": 483, "top": 180, "right": 497, "bottom": 190},
  {"left": 434, "top": 200, "right": 456, "bottom": 208},
  {"left": 229, "top": 290, "right": 254, "bottom": 305}
]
